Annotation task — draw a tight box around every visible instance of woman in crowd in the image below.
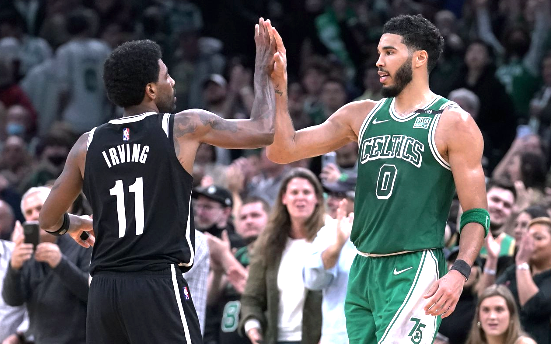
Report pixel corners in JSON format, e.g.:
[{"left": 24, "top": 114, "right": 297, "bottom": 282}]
[
  {"left": 494, "top": 217, "right": 551, "bottom": 343},
  {"left": 511, "top": 205, "right": 548, "bottom": 246},
  {"left": 240, "top": 167, "right": 325, "bottom": 344},
  {"left": 466, "top": 285, "right": 535, "bottom": 344}
]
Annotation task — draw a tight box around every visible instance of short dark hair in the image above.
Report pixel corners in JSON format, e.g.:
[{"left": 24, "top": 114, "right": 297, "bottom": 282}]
[
  {"left": 486, "top": 179, "right": 516, "bottom": 200},
  {"left": 523, "top": 205, "right": 548, "bottom": 219},
  {"left": 241, "top": 196, "right": 271, "bottom": 215},
  {"left": 103, "top": 40, "right": 162, "bottom": 108},
  {"left": 383, "top": 14, "right": 444, "bottom": 73}
]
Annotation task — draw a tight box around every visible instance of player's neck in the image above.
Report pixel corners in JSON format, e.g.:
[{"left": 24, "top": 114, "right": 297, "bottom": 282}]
[
  {"left": 393, "top": 81, "right": 435, "bottom": 116},
  {"left": 123, "top": 104, "right": 160, "bottom": 118}
]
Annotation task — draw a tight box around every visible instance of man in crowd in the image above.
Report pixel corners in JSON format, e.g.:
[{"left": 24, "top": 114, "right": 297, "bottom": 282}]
[
  {"left": 206, "top": 196, "right": 270, "bottom": 344},
  {"left": 2, "top": 187, "right": 90, "bottom": 344}
]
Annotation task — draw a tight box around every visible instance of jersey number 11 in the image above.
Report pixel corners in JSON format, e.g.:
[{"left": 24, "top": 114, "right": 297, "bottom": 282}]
[{"left": 109, "top": 177, "right": 144, "bottom": 237}]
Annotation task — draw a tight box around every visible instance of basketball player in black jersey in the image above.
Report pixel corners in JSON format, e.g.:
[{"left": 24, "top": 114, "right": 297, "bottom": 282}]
[{"left": 37, "top": 18, "right": 279, "bottom": 344}]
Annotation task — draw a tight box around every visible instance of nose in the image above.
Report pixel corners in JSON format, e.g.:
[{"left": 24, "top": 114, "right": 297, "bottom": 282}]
[
  {"left": 376, "top": 54, "right": 384, "bottom": 68},
  {"left": 30, "top": 210, "right": 40, "bottom": 221}
]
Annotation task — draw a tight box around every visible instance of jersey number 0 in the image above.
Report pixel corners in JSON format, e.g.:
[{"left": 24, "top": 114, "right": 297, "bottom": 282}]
[{"left": 109, "top": 178, "right": 145, "bottom": 237}]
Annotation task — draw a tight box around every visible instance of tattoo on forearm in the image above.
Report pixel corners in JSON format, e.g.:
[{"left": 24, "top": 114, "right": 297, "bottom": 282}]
[
  {"left": 198, "top": 113, "right": 239, "bottom": 132},
  {"left": 275, "top": 87, "right": 283, "bottom": 96}
]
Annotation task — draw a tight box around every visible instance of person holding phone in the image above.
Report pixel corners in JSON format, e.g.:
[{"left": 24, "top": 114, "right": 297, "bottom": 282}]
[{"left": 2, "top": 186, "right": 91, "bottom": 344}]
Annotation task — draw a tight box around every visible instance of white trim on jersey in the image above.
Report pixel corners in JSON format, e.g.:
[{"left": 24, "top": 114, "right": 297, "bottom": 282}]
[
  {"left": 162, "top": 114, "right": 170, "bottom": 138},
  {"left": 358, "top": 99, "right": 386, "bottom": 143},
  {"left": 87, "top": 127, "right": 97, "bottom": 151},
  {"left": 378, "top": 250, "right": 440, "bottom": 344},
  {"left": 108, "top": 112, "right": 157, "bottom": 124},
  {"left": 179, "top": 198, "right": 195, "bottom": 268},
  {"left": 428, "top": 114, "right": 451, "bottom": 170},
  {"left": 389, "top": 96, "right": 441, "bottom": 122},
  {"left": 170, "top": 264, "right": 192, "bottom": 343}
]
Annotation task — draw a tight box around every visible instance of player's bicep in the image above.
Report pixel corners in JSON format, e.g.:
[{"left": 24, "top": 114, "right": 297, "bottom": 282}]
[{"left": 447, "top": 114, "right": 487, "bottom": 210}]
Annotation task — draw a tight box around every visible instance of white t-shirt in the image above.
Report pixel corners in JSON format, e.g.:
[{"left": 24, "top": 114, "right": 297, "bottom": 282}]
[{"left": 277, "top": 237, "right": 309, "bottom": 341}]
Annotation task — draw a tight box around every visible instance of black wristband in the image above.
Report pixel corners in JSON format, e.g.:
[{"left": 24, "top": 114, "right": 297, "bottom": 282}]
[
  {"left": 450, "top": 259, "right": 471, "bottom": 281},
  {"left": 46, "top": 213, "right": 70, "bottom": 236}
]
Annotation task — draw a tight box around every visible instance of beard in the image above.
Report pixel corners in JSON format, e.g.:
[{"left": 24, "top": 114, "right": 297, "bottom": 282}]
[
  {"left": 381, "top": 56, "right": 413, "bottom": 98},
  {"left": 156, "top": 90, "right": 176, "bottom": 113}
]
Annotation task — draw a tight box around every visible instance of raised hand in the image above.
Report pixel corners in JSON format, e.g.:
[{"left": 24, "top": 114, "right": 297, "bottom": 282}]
[
  {"left": 320, "top": 163, "right": 342, "bottom": 183},
  {"left": 254, "top": 18, "right": 276, "bottom": 77},
  {"left": 484, "top": 232, "right": 500, "bottom": 261},
  {"left": 336, "top": 199, "right": 353, "bottom": 245},
  {"left": 270, "top": 26, "right": 287, "bottom": 84},
  {"left": 516, "top": 232, "right": 534, "bottom": 264},
  {"left": 10, "top": 226, "right": 33, "bottom": 270}
]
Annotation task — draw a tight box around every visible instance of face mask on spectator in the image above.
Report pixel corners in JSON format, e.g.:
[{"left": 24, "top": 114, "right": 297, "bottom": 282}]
[{"left": 6, "top": 122, "right": 25, "bottom": 136}]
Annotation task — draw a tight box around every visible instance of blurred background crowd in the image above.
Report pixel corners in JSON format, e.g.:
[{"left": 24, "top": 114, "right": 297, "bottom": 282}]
[{"left": 0, "top": 0, "right": 551, "bottom": 343}]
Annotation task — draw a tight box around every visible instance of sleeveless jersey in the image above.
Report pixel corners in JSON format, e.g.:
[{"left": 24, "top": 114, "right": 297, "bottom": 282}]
[
  {"left": 351, "top": 96, "right": 456, "bottom": 254},
  {"left": 83, "top": 112, "right": 195, "bottom": 275}
]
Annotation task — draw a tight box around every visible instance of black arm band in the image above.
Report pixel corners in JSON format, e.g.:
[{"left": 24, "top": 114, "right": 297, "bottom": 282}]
[
  {"left": 450, "top": 259, "right": 471, "bottom": 281},
  {"left": 46, "top": 213, "right": 70, "bottom": 236}
]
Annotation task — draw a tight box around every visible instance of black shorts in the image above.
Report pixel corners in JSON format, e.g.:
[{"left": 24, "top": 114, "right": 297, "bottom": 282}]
[{"left": 87, "top": 265, "right": 203, "bottom": 344}]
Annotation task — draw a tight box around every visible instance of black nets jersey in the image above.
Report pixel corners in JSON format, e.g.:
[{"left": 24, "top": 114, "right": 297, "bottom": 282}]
[{"left": 83, "top": 112, "right": 195, "bottom": 275}]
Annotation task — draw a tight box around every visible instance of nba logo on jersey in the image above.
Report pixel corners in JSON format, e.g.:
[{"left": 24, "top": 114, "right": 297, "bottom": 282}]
[
  {"left": 182, "top": 286, "right": 190, "bottom": 300},
  {"left": 122, "top": 128, "right": 130, "bottom": 141},
  {"left": 413, "top": 117, "right": 431, "bottom": 129}
]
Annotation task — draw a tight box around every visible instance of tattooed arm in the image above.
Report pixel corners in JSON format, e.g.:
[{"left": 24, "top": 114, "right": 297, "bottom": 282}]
[
  {"left": 172, "top": 18, "right": 277, "bottom": 172},
  {"left": 266, "top": 27, "right": 369, "bottom": 164}
]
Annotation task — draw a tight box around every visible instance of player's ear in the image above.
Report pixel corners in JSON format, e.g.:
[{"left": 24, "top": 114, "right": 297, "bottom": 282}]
[
  {"left": 414, "top": 50, "right": 428, "bottom": 68},
  {"left": 145, "top": 83, "right": 157, "bottom": 100}
]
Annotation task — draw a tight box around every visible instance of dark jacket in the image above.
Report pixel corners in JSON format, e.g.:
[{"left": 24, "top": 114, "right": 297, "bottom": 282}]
[
  {"left": 239, "top": 245, "right": 322, "bottom": 344},
  {"left": 497, "top": 266, "right": 551, "bottom": 344},
  {"left": 2, "top": 236, "right": 91, "bottom": 344}
]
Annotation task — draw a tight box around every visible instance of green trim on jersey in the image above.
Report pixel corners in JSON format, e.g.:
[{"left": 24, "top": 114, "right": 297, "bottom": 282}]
[{"left": 351, "top": 96, "right": 456, "bottom": 254}]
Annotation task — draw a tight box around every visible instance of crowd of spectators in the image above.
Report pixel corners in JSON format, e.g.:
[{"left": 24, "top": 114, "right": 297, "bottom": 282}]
[{"left": 0, "top": 0, "right": 551, "bottom": 343}]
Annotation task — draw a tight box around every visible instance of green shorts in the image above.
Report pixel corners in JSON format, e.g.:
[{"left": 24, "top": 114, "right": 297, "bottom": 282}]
[{"left": 345, "top": 249, "right": 446, "bottom": 344}]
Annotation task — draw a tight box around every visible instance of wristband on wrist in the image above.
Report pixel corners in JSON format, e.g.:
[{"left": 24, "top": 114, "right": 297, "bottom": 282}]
[
  {"left": 516, "top": 262, "right": 530, "bottom": 271},
  {"left": 483, "top": 267, "right": 496, "bottom": 275},
  {"left": 46, "top": 213, "right": 70, "bottom": 236},
  {"left": 460, "top": 208, "right": 490, "bottom": 237},
  {"left": 450, "top": 259, "right": 471, "bottom": 281}
]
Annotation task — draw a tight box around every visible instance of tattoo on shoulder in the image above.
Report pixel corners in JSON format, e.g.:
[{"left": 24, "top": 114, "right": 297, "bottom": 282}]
[{"left": 174, "top": 114, "right": 198, "bottom": 138}]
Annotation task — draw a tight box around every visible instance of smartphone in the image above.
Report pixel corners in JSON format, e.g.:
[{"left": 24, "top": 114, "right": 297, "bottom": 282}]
[
  {"left": 322, "top": 152, "right": 337, "bottom": 168},
  {"left": 23, "top": 221, "right": 40, "bottom": 249}
]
